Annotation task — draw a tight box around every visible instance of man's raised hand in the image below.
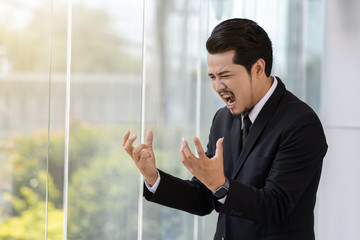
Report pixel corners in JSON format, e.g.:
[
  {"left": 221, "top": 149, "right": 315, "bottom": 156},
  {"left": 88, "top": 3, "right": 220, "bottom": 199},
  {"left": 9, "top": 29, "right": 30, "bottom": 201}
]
[
  {"left": 180, "top": 137, "right": 226, "bottom": 192},
  {"left": 123, "top": 130, "right": 158, "bottom": 185}
]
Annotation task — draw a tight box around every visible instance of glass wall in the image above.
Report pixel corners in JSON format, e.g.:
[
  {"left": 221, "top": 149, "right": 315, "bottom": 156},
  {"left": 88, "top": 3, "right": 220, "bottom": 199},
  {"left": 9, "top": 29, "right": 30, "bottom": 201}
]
[
  {"left": 0, "top": 0, "right": 63, "bottom": 239},
  {"left": 0, "top": 0, "right": 323, "bottom": 239}
]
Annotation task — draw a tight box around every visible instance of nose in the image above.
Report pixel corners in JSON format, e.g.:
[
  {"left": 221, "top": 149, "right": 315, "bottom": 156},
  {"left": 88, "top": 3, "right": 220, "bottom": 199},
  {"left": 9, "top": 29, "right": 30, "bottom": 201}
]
[{"left": 212, "top": 78, "right": 226, "bottom": 92}]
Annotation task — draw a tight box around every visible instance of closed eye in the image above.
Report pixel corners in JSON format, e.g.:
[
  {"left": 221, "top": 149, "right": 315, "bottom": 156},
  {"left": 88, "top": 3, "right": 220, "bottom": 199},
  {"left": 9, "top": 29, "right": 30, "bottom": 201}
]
[
  {"left": 220, "top": 75, "right": 232, "bottom": 79},
  {"left": 208, "top": 74, "right": 216, "bottom": 80}
]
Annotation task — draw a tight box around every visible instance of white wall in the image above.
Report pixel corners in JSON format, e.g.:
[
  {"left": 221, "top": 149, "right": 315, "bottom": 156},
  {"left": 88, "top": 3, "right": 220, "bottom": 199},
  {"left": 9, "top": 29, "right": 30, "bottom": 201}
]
[{"left": 318, "top": 0, "right": 360, "bottom": 239}]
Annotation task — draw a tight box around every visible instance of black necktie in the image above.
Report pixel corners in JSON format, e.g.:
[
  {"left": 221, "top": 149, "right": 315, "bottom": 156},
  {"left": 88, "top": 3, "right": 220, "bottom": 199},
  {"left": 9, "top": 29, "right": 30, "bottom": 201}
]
[
  {"left": 242, "top": 114, "right": 252, "bottom": 144},
  {"left": 232, "top": 116, "right": 242, "bottom": 160}
]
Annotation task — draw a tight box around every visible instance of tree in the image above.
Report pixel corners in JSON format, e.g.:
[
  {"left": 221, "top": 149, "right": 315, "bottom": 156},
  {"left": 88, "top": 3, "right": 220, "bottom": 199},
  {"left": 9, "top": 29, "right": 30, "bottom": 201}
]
[
  {"left": 0, "top": 183, "right": 62, "bottom": 240},
  {"left": 2, "top": 119, "right": 195, "bottom": 239},
  {"left": 67, "top": 151, "right": 139, "bottom": 240},
  {"left": 8, "top": 119, "right": 112, "bottom": 213}
]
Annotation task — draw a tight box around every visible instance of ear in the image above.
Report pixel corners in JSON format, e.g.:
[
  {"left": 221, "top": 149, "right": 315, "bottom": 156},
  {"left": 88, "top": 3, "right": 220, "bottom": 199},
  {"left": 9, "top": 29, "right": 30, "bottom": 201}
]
[{"left": 251, "top": 59, "right": 266, "bottom": 78}]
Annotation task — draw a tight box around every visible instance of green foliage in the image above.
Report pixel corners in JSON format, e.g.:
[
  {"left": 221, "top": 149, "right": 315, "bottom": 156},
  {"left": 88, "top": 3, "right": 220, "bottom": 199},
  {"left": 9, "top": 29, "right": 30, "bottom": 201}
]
[
  {"left": 1, "top": 120, "right": 195, "bottom": 239},
  {"left": 9, "top": 119, "right": 111, "bottom": 212},
  {"left": 10, "top": 131, "right": 61, "bottom": 211},
  {"left": 67, "top": 151, "right": 139, "bottom": 240},
  {"left": 1, "top": 121, "right": 143, "bottom": 239},
  {"left": 0, "top": 187, "right": 63, "bottom": 240}
]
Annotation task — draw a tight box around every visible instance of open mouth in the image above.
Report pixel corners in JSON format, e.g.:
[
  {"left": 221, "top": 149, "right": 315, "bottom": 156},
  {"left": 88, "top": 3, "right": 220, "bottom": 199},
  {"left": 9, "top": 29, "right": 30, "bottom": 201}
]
[{"left": 220, "top": 92, "right": 235, "bottom": 107}]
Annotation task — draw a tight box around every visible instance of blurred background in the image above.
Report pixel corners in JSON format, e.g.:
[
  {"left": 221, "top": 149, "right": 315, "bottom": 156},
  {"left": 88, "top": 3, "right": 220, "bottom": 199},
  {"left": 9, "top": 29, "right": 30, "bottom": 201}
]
[{"left": 0, "top": 0, "right": 359, "bottom": 239}]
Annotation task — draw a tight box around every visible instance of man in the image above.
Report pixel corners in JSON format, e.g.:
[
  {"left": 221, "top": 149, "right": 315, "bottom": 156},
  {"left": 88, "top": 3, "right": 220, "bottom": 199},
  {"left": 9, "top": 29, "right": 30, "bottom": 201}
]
[{"left": 123, "top": 18, "right": 327, "bottom": 240}]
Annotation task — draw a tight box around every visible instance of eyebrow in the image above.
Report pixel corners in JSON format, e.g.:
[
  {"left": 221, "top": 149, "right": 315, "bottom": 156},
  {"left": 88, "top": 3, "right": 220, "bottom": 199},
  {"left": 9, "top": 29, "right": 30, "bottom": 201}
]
[{"left": 208, "top": 70, "right": 232, "bottom": 77}]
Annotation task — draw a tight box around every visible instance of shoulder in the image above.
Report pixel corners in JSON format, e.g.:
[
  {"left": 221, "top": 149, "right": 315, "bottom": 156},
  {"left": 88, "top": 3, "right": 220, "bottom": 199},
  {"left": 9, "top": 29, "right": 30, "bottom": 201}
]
[
  {"left": 211, "top": 107, "right": 234, "bottom": 131},
  {"left": 278, "top": 90, "right": 321, "bottom": 126},
  {"left": 213, "top": 106, "right": 232, "bottom": 121},
  {"left": 274, "top": 90, "right": 327, "bottom": 147}
]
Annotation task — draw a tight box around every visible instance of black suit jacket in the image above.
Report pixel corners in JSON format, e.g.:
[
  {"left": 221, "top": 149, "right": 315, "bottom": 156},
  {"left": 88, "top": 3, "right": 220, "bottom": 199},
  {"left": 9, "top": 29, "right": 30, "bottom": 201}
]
[{"left": 144, "top": 79, "right": 327, "bottom": 240}]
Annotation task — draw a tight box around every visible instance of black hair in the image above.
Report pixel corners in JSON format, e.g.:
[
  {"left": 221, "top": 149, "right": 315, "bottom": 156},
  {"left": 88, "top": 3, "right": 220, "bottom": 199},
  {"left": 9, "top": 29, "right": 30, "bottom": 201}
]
[{"left": 206, "top": 18, "right": 273, "bottom": 77}]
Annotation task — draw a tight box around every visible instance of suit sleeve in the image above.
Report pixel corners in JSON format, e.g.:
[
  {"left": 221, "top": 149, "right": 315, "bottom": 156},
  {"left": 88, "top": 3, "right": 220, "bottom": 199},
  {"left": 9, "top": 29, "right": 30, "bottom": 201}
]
[
  {"left": 142, "top": 109, "right": 223, "bottom": 216},
  {"left": 220, "top": 115, "right": 328, "bottom": 224},
  {"left": 143, "top": 170, "right": 214, "bottom": 216}
]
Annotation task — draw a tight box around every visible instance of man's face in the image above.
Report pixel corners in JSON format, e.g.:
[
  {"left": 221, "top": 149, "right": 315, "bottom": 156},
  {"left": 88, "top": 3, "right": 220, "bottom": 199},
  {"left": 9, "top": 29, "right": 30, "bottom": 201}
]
[{"left": 207, "top": 50, "right": 257, "bottom": 116}]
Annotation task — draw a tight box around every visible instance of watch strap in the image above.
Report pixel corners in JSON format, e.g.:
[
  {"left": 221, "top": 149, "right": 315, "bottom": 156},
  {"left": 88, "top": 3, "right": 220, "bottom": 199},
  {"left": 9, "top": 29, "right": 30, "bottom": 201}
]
[{"left": 213, "top": 178, "right": 230, "bottom": 199}]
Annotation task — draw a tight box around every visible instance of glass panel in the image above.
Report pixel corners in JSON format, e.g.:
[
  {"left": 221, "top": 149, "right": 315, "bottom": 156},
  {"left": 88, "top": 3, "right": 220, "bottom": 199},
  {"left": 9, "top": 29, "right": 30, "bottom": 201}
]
[
  {"left": 64, "top": 0, "right": 143, "bottom": 239},
  {"left": 304, "top": 0, "right": 324, "bottom": 113},
  {"left": 0, "top": 0, "right": 59, "bottom": 239},
  {"left": 198, "top": 1, "right": 223, "bottom": 239},
  {"left": 47, "top": 0, "right": 69, "bottom": 238},
  {"left": 142, "top": 0, "right": 206, "bottom": 239}
]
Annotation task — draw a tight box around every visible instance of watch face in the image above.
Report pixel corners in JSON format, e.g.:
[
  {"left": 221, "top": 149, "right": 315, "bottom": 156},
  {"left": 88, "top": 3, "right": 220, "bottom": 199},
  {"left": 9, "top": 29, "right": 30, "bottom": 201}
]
[{"left": 214, "top": 187, "right": 228, "bottom": 199}]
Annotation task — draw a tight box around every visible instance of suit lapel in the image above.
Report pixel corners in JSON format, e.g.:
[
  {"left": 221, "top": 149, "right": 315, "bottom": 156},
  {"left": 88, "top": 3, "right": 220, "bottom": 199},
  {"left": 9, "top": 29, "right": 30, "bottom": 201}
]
[{"left": 232, "top": 78, "right": 286, "bottom": 179}]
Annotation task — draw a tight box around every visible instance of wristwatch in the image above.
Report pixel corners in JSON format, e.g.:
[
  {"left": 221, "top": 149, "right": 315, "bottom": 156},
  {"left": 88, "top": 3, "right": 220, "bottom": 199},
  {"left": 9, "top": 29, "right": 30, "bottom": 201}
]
[{"left": 213, "top": 178, "right": 230, "bottom": 199}]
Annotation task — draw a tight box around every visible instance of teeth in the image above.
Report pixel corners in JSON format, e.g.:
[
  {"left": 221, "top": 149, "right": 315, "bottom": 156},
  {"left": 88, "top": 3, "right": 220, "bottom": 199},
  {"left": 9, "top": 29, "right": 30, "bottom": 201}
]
[
  {"left": 222, "top": 93, "right": 232, "bottom": 98},
  {"left": 227, "top": 99, "right": 235, "bottom": 106},
  {"left": 220, "top": 93, "right": 235, "bottom": 106}
]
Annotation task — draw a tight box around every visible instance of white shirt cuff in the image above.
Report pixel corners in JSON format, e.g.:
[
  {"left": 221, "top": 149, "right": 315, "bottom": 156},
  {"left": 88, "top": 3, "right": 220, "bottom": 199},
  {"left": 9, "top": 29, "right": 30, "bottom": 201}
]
[
  {"left": 218, "top": 196, "right": 227, "bottom": 204},
  {"left": 144, "top": 170, "right": 160, "bottom": 193}
]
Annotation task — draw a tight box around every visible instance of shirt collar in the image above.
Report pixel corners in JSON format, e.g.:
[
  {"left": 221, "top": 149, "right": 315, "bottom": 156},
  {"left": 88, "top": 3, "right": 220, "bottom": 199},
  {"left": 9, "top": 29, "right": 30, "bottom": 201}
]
[{"left": 241, "top": 76, "right": 278, "bottom": 126}]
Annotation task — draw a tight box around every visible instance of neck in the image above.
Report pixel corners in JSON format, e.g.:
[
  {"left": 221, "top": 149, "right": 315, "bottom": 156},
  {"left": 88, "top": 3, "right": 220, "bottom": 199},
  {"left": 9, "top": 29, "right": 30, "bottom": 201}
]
[{"left": 253, "top": 75, "right": 273, "bottom": 103}]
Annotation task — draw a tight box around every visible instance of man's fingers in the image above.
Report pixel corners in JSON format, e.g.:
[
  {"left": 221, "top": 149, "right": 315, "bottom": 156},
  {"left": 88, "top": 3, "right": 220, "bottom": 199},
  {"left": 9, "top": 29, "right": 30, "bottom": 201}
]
[
  {"left": 123, "top": 130, "right": 130, "bottom": 146},
  {"left": 214, "top": 137, "right": 224, "bottom": 159},
  {"left": 180, "top": 138, "right": 201, "bottom": 172},
  {"left": 123, "top": 130, "right": 154, "bottom": 162},
  {"left": 180, "top": 146, "right": 195, "bottom": 174},
  {"left": 132, "top": 144, "right": 148, "bottom": 162},
  {"left": 193, "top": 137, "right": 206, "bottom": 159},
  {"left": 123, "top": 133, "right": 137, "bottom": 156},
  {"left": 181, "top": 138, "right": 195, "bottom": 159},
  {"left": 145, "top": 130, "right": 153, "bottom": 148}
]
